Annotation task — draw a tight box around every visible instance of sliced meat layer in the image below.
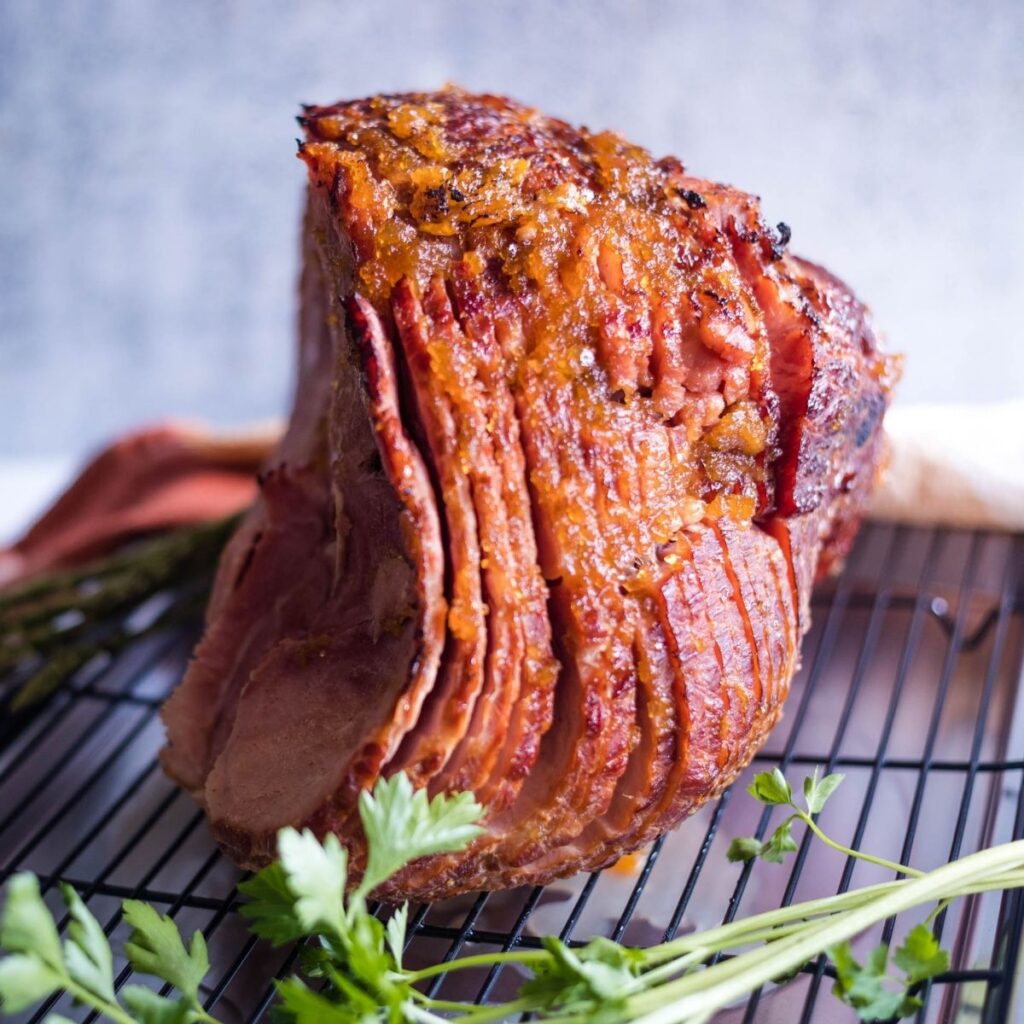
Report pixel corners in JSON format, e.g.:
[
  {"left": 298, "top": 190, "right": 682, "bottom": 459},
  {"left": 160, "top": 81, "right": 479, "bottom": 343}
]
[
  {"left": 501, "top": 595, "right": 679, "bottom": 886},
  {"left": 681, "top": 174, "right": 897, "bottom": 546},
  {"left": 580, "top": 519, "right": 795, "bottom": 871},
  {"left": 167, "top": 199, "right": 448, "bottom": 868},
  {"left": 161, "top": 467, "right": 330, "bottom": 798},
  {"left": 398, "top": 277, "right": 528, "bottom": 794},
  {"left": 445, "top": 268, "right": 558, "bottom": 813},
  {"left": 162, "top": 207, "right": 339, "bottom": 795},
  {"left": 390, "top": 346, "right": 645, "bottom": 897},
  {"left": 383, "top": 281, "right": 488, "bottom": 787}
]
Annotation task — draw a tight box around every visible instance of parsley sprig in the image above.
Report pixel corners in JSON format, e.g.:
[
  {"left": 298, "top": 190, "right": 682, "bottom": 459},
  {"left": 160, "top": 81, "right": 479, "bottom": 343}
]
[
  {"left": 0, "top": 874, "right": 215, "bottom": 1023},
  {"left": 830, "top": 924, "right": 948, "bottom": 1021},
  {"left": 238, "top": 773, "right": 485, "bottom": 1019},
  {"left": 727, "top": 766, "right": 921, "bottom": 878},
  {"left": 3, "top": 769, "right": 1023, "bottom": 1023}
]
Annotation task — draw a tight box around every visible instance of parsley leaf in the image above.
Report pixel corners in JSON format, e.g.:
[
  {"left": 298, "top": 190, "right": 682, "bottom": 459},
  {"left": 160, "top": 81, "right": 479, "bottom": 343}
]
[
  {"left": 62, "top": 882, "right": 117, "bottom": 1003},
  {"left": 355, "top": 772, "right": 484, "bottom": 899},
  {"left": 384, "top": 904, "right": 408, "bottom": 969},
  {"left": 0, "top": 874, "right": 66, "bottom": 1013},
  {"left": 746, "top": 768, "right": 793, "bottom": 806},
  {"left": 276, "top": 828, "right": 348, "bottom": 936},
  {"left": 0, "top": 952, "right": 63, "bottom": 1013},
  {"left": 760, "top": 820, "right": 799, "bottom": 863},
  {"left": 1, "top": 874, "right": 217, "bottom": 1023},
  {"left": 731, "top": 767, "right": 844, "bottom": 867},
  {"left": 893, "top": 924, "right": 949, "bottom": 986},
  {"left": 273, "top": 976, "right": 363, "bottom": 1022},
  {"left": 339, "top": 912, "right": 409, "bottom": 1014},
  {"left": 238, "top": 862, "right": 307, "bottom": 946},
  {"left": 122, "top": 984, "right": 195, "bottom": 1024},
  {"left": 831, "top": 940, "right": 916, "bottom": 1020},
  {"left": 122, "top": 899, "right": 209, "bottom": 1004},
  {"left": 830, "top": 927, "right": 947, "bottom": 1021},
  {"left": 803, "top": 767, "right": 845, "bottom": 815},
  {"left": 239, "top": 775, "right": 485, "bottom": 1022},
  {"left": 726, "top": 836, "right": 766, "bottom": 864},
  {"left": 521, "top": 936, "right": 643, "bottom": 1019},
  {"left": 0, "top": 874, "right": 129, "bottom": 1020},
  {"left": 727, "top": 818, "right": 798, "bottom": 864},
  {"left": 1, "top": 872, "right": 64, "bottom": 969}
]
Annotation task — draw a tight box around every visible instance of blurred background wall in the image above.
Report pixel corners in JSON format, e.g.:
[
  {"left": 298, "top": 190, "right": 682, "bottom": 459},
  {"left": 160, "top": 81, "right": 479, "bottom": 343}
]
[{"left": 1, "top": 0, "right": 1022, "bottom": 458}]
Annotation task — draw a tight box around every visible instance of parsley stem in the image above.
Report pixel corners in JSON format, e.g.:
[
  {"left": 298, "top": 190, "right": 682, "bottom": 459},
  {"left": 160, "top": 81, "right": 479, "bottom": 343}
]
[
  {"left": 402, "top": 1002, "right": 457, "bottom": 1023},
  {"left": 797, "top": 812, "right": 923, "bottom": 877},
  {"left": 644, "top": 878, "right": 901, "bottom": 965},
  {"left": 62, "top": 978, "right": 137, "bottom": 1024},
  {"left": 623, "top": 948, "right": 710, "bottom": 991},
  {"left": 403, "top": 949, "right": 550, "bottom": 981},
  {"left": 452, "top": 996, "right": 539, "bottom": 1022},
  {"left": 627, "top": 919, "right": 839, "bottom": 1022},
  {"left": 627, "top": 919, "right": 818, "bottom": 992},
  {"left": 642, "top": 864, "right": 1024, "bottom": 978},
  {"left": 413, "top": 993, "right": 481, "bottom": 1011}
]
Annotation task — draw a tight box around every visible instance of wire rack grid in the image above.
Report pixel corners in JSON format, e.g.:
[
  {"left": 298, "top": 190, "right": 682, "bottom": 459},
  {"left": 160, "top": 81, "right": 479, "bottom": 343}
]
[{"left": 1, "top": 522, "right": 1022, "bottom": 1023}]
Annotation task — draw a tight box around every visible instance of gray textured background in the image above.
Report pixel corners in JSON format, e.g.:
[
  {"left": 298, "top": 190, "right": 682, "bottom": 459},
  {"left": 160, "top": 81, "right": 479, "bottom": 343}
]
[{"left": 2, "top": 0, "right": 1022, "bottom": 458}]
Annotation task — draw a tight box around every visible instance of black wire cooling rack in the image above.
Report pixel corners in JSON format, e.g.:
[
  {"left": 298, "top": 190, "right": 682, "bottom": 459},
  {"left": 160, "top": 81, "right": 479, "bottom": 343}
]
[{"left": 1, "top": 522, "right": 1023, "bottom": 1023}]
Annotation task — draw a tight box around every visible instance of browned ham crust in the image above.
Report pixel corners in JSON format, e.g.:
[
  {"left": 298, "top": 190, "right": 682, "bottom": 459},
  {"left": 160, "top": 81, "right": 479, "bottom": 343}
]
[{"left": 161, "top": 88, "right": 898, "bottom": 897}]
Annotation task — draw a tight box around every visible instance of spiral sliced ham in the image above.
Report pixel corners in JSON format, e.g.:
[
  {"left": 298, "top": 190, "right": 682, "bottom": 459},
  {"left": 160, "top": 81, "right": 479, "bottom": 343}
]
[{"left": 160, "top": 88, "right": 898, "bottom": 898}]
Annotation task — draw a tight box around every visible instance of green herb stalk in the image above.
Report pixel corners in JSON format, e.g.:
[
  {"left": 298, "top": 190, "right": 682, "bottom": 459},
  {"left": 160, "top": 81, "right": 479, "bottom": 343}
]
[{"left": 1, "top": 515, "right": 238, "bottom": 714}]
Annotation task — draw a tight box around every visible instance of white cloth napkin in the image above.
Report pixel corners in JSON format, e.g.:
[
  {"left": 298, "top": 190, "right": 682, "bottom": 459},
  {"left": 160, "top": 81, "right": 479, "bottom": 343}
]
[{"left": 869, "top": 400, "right": 1024, "bottom": 531}]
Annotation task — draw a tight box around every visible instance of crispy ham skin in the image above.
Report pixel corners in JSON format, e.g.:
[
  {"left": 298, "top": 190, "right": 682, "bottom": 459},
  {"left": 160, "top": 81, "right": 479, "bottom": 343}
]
[{"left": 160, "top": 88, "right": 898, "bottom": 897}]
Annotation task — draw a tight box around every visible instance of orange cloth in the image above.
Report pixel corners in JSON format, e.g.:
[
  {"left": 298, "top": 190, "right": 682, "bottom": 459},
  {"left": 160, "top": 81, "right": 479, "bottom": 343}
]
[{"left": 0, "top": 422, "right": 279, "bottom": 587}]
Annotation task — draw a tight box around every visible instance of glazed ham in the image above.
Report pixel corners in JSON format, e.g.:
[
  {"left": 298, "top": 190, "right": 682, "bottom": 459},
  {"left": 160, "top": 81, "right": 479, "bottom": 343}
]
[{"left": 160, "top": 88, "right": 898, "bottom": 898}]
